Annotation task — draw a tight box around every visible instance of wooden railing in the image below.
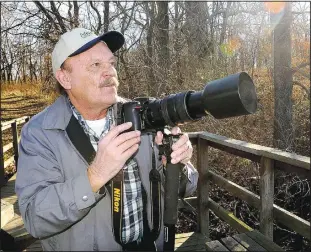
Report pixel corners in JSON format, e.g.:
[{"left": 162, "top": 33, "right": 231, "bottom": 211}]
[
  {"left": 179, "top": 132, "right": 310, "bottom": 242},
  {"left": 0, "top": 116, "right": 30, "bottom": 187}
]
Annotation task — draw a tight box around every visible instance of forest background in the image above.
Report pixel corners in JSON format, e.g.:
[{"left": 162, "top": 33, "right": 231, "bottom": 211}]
[{"left": 1, "top": 1, "right": 310, "bottom": 251}]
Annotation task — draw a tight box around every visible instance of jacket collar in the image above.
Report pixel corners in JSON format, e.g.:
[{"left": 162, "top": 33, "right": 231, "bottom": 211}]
[
  {"left": 42, "top": 94, "right": 129, "bottom": 130},
  {"left": 42, "top": 94, "right": 72, "bottom": 130}
]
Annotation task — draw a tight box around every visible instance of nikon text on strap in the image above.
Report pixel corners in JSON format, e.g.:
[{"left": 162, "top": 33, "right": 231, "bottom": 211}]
[{"left": 111, "top": 169, "right": 124, "bottom": 245}]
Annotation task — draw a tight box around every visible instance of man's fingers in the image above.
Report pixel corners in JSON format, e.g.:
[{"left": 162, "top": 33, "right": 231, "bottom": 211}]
[
  {"left": 154, "top": 131, "right": 163, "bottom": 145},
  {"left": 171, "top": 145, "right": 193, "bottom": 164},
  {"left": 171, "top": 126, "right": 181, "bottom": 135},
  {"left": 100, "top": 122, "right": 132, "bottom": 144},
  {"left": 171, "top": 141, "right": 190, "bottom": 159},
  {"left": 118, "top": 137, "right": 141, "bottom": 153},
  {"left": 121, "top": 144, "right": 139, "bottom": 160},
  {"left": 114, "top": 130, "right": 141, "bottom": 146},
  {"left": 171, "top": 133, "right": 189, "bottom": 151}
]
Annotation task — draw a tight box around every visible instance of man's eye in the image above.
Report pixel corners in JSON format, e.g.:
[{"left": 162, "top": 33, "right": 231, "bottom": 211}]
[{"left": 92, "top": 62, "right": 100, "bottom": 67}]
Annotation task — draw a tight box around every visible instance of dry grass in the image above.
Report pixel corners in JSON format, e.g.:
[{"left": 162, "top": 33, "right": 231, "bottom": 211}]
[{"left": 1, "top": 80, "right": 58, "bottom": 176}]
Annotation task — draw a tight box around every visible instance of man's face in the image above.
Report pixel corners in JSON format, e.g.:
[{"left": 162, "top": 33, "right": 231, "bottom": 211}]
[{"left": 62, "top": 42, "right": 119, "bottom": 109}]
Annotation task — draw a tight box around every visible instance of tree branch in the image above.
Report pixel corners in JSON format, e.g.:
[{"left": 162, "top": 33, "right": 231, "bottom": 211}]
[
  {"left": 33, "top": 1, "right": 60, "bottom": 32},
  {"left": 50, "top": 1, "right": 67, "bottom": 33},
  {"left": 89, "top": 1, "right": 101, "bottom": 33},
  {"left": 293, "top": 81, "right": 310, "bottom": 99}
]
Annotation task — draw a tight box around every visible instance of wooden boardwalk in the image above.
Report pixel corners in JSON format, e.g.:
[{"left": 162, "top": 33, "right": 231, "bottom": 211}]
[
  {"left": 1, "top": 173, "right": 208, "bottom": 251},
  {"left": 24, "top": 232, "right": 209, "bottom": 251},
  {"left": 0, "top": 173, "right": 283, "bottom": 252},
  {"left": 1, "top": 173, "right": 37, "bottom": 250},
  {"left": 206, "top": 230, "right": 285, "bottom": 251},
  {"left": 23, "top": 231, "right": 286, "bottom": 251}
]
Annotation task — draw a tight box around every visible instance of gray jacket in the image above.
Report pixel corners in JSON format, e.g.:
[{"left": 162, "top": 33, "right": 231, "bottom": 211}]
[{"left": 15, "top": 95, "right": 198, "bottom": 251}]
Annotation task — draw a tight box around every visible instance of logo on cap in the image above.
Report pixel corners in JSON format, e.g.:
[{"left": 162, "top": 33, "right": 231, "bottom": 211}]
[{"left": 80, "top": 31, "right": 92, "bottom": 38}]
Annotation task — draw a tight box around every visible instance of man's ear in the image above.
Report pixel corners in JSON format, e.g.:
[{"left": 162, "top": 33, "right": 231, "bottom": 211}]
[{"left": 55, "top": 69, "right": 71, "bottom": 90}]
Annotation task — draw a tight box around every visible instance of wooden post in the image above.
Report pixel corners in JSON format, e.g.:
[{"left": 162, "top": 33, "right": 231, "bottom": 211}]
[
  {"left": 259, "top": 157, "right": 274, "bottom": 240},
  {"left": 11, "top": 121, "right": 19, "bottom": 169},
  {"left": 0, "top": 126, "right": 6, "bottom": 187},
  {"left": 197, "top": 137, "right": 210, "bottom": 238}
]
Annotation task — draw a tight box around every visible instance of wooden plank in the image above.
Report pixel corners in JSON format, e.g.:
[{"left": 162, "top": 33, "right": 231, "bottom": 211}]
[
  {"left": 273, "top": 204, "right": 310, "bottom": 240},
  {"left": 206, "top": 240, "right": 230, "bottom": 251},
  {"left": 208, "top": 198, "right": 253, "bottom": 233},
  {"left": 175, "top": 232, "right": 209, "bottom": 244},
  {"left": 198, "top": 132, "right": 310, "bottom": 170},
  {"left": 188, "top": 133, "right": 198, "bottom": 146},
  {"left": 208, "top": 171, "right": 261, "bottom": 208},
  {"left": 221, "top": 236, "right": 247, "bottom": 251},
  {"left": 0, "top": 125, "right": 6, "bottom": 187},
  {"left": 12, "top": 121, "right": 19, "bottom": 168},
  {"left": 245, "top": 230, "right": 285, "bottom": 251},
  {"left": 197, "top": 138, "right": 210, "bottom": 237},
  {"left": 175, "top": 232, "right": 209, "bottom": 251},
  {"left": 275, "top": 160, "right": 310, "bottom": 179},
  {"left": 1, "top": 199, "right": 15, "bottom": 228},
  {"left": 3, "top": 142, "right": 14, "bottom": 153},
  {"left": 259, "top": 157, "right": 274, "bottom": 240},
  {"left": 175, "top": 232, "right": 209, "bottom": 250},
  {"left": 4, "top": 156, "right": 15, "bottom": 169},
  {"left": 3, "top": 136, "right": 21, "bottom": 153},
  {"left": 207, "top": 171, "right": 310, "bottom": 239},
  {"left": 206, "top": 140, "right": 261, "bottom": 162},
  {"left": 175, "top": 244, "right": 206, "bottom": 251},
  {"left": 2, "top": 213, "right": 32, "bottom": 241},
  {"left": 1, "top": 116, "right": 29, "bottom": 128},
  {"left": 232, "top": 233, "right": 266, "bottom": 251},
  {"left": 23, "top": 240, "right": 42, "bottom": 251}
]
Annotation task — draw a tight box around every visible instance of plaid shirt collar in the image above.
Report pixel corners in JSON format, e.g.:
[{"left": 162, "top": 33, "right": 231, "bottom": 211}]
[{"left": 67, "top": 96, "right": 114, "bottom": 145}]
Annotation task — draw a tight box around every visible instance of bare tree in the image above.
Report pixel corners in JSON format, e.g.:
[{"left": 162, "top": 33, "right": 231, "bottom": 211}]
[
  {"left": 272, "top": 2, "right": 294, "bottom": 150},
  {"left": 155, "top": 1, "right": 170, "bottom": 94}
]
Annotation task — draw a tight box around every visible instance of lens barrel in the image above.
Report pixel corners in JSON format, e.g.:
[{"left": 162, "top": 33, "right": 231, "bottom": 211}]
[
  {"left": 201, "top": 72, "right": 257, "bottom": 119},
  {"left": 136, "top": 72, "right": 257, "bottom": 129}
]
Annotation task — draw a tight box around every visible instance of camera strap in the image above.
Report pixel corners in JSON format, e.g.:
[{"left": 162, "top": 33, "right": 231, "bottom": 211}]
[
  {"left": 111, "top": 169, "right": 124, "bottom": 245},
  {"left": 111, "top": 147, "right": 162, "bottom": 247},
  {"left": 148, "top": 142, "right": 162, "bottom": 241}
]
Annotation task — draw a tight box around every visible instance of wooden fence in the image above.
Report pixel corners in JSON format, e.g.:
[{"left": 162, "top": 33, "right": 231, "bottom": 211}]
[
  {"left": 179, "top": 132, "right": 310, "bottom": 242},
  {"left": 0, "top": 116, "right": 30, "bottom": 187}
]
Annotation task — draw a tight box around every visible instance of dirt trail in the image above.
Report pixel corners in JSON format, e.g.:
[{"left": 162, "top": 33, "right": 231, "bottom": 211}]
[{"left": 1, "top": 94, "right": 49, "bottom": 122}]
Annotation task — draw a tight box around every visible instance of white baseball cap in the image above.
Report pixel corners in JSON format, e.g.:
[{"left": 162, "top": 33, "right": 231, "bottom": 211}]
[{"left": 52, "top": 27, "right": 124, "bottom": 75}]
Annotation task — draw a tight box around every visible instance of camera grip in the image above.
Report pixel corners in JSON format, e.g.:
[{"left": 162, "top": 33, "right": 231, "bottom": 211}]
[{"left": 122, "top": 101, "right": 142, "bottom": 131}]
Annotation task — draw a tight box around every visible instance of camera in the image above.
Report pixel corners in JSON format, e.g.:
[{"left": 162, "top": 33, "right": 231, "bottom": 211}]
[{"left": 116, "top": 72, "right": 257, "bottom": 131}]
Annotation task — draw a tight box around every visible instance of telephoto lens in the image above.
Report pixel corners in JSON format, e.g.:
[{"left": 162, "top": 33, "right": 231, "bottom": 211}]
[{"left": 140, "top": 72, "right": 257, "bottom": 129}]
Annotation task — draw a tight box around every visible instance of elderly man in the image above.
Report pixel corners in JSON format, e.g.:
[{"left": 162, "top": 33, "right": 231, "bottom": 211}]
[{"left": 15, "top": 28, "right": 198, "bottom": 251}]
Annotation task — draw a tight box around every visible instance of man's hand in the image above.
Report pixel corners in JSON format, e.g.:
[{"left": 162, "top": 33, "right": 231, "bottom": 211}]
[
  {"left": 154, "top": 127, "right": 193, "bottom": 165},
  {"left": 87, "top": 122, "right": 141, "bottom": 192}
]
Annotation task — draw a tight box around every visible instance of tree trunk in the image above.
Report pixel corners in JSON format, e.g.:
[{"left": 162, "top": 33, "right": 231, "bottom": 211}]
[
  {"left": 273, "top": 2, "right": 293, "bottom": 150},
  {"left": 73, "top": 2, "right": 79, "bottom": 27},
  {"left": 184, "top": 2, "right": 211, "bottom": 61},
  {"left": 155, "top": 1, "right": 170, "bottom": 95},
  {"left": 144, "top": 2, "right": 156, "bottom": 96},
  {"left": 103, "top": 1, "right": 110, "bottom": 32},
  {"left": 174, "top": 2, "right": 183, "bottom": 87}
]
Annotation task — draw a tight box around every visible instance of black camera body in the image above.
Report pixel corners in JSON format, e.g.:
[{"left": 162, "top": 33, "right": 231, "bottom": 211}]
[{"left": 116, "top": 72, "right": 258, "bottom": 132}]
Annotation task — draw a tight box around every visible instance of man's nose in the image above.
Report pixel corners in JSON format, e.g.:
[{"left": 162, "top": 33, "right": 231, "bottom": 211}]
[{"left": 102, "top": 64, "right": 116, "bottom": 77}]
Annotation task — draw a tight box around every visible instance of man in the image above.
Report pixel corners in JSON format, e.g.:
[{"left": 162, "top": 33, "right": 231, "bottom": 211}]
[{"left": 15, "top": 28, "right": 198, "bottom": 251}]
